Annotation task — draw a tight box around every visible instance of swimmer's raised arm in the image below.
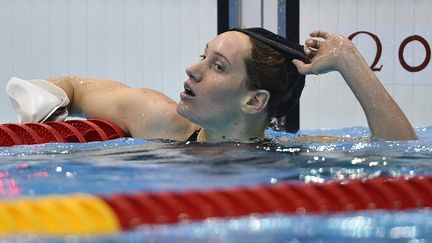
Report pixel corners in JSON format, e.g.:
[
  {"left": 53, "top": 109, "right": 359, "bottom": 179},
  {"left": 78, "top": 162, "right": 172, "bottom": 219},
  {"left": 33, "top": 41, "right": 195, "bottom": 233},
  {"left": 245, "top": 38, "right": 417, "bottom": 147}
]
[
  {"left": 292, "top": 30, "right": 418, "bottom": 140},
  {"left": 48, "top": 76, "right": 197, "bottom": 140}
]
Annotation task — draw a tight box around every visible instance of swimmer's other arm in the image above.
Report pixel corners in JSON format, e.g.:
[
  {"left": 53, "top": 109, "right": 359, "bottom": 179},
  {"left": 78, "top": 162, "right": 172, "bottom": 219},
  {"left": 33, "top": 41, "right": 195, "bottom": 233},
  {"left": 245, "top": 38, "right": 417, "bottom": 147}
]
[
  {"left": 48, "top": 76, "right": 197, "bottom": 140},
  {"left": 293, "top": 30, "right": 418, "bottom": 141}
]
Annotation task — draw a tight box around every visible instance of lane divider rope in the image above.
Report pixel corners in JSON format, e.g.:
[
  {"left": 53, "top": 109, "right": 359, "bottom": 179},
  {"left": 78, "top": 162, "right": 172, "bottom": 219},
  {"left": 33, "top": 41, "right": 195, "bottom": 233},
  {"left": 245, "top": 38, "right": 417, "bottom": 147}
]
[
  {"left": 0, "top": 119, "right": 126, "bottom": 146},
  {"left": 0, "top": 176, "right": 428, "bottom": 235},
  {"left": 0, "top": 195, "right": 119, "bottom": 235}
]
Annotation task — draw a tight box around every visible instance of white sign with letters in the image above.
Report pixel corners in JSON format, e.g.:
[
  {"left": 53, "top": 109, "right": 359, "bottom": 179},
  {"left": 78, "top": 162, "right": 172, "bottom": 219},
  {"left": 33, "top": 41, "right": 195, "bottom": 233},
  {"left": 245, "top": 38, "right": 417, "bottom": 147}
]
[{"left": 300, "top": 0, "right": 432, "bottom": 128}]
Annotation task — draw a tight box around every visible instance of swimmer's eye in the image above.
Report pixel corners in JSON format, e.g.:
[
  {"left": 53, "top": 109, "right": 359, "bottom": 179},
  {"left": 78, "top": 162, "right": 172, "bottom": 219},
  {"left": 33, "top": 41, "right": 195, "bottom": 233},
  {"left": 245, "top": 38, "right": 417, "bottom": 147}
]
[
  {"left": 199, "top": 54, "right": 224, "bottom": 72},
  {"left": 213, "top": 63, "right": 224, "bottom": 72}
]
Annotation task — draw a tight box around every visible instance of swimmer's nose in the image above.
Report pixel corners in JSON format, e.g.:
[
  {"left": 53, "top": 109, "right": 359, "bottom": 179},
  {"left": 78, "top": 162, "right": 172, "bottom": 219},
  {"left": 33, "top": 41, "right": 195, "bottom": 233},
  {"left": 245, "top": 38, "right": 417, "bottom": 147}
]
[{"left": 185, "top": 63, "right": 202, "bottom": 82}]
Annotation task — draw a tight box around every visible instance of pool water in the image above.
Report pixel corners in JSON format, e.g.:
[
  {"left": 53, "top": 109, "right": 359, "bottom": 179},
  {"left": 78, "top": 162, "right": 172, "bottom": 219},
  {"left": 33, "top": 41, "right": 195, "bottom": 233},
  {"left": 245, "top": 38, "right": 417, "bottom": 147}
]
[{"left": 0, "top": 126, "right": 432, "bottom": 242}]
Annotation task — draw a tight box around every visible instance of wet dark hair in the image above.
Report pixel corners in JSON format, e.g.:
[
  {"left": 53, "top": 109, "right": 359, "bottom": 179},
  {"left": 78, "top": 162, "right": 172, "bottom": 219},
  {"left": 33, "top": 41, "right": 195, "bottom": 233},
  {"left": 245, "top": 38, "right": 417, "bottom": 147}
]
[{"left": 232, "top": 28, "right": 307, "bottom": 119}]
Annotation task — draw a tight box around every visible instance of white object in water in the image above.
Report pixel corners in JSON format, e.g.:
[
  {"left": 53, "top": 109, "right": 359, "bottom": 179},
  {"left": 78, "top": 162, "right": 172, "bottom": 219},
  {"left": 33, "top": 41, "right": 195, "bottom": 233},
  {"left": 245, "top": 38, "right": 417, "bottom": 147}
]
[{"left": 6, "top": 77, "right": 70, "bottom": 123}]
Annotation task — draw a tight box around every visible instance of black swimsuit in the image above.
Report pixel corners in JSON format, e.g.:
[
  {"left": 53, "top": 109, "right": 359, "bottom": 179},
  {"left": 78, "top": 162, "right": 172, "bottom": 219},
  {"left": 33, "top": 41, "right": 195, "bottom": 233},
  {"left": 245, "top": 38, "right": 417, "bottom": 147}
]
[{"left": 186, "top": 129, "right": 201, "bottom": 142}]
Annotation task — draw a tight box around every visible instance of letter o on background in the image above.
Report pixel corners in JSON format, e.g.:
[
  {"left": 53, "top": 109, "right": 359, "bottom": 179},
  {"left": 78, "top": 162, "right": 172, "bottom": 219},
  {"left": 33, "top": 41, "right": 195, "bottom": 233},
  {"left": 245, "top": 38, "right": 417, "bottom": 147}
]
[{"left": 399, "top": 35, "right": 431, "bottom": 72}]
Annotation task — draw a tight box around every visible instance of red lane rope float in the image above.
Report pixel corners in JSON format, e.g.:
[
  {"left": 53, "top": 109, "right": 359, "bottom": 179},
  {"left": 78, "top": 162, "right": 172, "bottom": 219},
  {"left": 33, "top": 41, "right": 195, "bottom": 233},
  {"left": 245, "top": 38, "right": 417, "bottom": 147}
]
[
  {"left": 0, "top": 126, "right": 21, "bottom": 146},
  {"left": 88, "top": 119, "right": 126, "bottom": 140},
  {"left": 0, "top": 119, "right": 127, "bottom": 147},
  {"left": 23, "top": 123, "right": 65, "bottom": 143},
  {"left": 3, "top": 124, "right": 42, "bottom": 145},
  {"left": 44, "top": 122, "right": 86, "bottom": 143},
  {"left": 64, "top": 120, "right": 109, "bottom": 142},
  {"left": 101, "top": 176, "right": 432, "bottom": 230}
]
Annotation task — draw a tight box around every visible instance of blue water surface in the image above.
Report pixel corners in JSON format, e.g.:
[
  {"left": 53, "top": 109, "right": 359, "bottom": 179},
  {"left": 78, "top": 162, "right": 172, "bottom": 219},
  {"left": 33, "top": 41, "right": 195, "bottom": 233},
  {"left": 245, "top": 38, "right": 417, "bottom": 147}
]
[{"left": 0, "top": 126, "right": 432, "bottom": 242}]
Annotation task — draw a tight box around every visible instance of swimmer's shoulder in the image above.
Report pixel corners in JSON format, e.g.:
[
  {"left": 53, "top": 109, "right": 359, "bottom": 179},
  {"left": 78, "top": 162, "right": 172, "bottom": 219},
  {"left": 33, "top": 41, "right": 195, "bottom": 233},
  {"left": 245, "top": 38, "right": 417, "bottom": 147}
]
[{"left": 123, "top": 88, "right": 199, "bottom": 141}]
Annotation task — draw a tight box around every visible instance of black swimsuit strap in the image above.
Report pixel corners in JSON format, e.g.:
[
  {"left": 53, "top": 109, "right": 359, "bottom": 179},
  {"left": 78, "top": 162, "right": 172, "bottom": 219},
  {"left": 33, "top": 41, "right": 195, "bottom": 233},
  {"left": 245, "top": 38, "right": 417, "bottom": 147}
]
[{"left": 186, "top": 129, "right": 201, "bottom": 142}]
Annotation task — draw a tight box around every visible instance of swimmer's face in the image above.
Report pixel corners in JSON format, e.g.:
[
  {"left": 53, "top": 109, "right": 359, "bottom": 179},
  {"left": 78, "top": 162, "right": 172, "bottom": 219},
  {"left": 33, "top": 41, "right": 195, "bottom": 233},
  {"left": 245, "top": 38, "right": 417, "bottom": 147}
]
[{"left": 177, "top": 31, "right": 251, "bottom": 128}]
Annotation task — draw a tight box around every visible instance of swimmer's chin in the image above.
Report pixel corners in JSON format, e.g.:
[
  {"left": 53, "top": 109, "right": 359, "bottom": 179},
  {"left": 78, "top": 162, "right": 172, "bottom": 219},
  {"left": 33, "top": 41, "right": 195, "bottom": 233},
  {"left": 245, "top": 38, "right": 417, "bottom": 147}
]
[{"left": 176, "top": 103, "right": 190, "bottom": 119}]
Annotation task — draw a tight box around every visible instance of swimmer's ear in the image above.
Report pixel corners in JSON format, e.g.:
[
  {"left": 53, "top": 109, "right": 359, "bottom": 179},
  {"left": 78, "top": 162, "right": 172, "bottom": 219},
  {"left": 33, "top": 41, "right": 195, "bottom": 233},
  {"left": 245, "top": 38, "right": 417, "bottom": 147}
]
[{"left": 242, "top": 89, "right": 270, "bottom": 114}]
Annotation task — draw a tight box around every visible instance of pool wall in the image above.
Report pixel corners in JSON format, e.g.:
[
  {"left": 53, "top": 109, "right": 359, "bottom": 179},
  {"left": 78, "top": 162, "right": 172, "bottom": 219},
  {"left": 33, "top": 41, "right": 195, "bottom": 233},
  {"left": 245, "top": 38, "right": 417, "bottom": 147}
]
[
  {"left": 0, "top": 0, "right": 430, "bottom": 129},
  {"left": 0, "top": 0, "right": 217, "bottom": 123}
]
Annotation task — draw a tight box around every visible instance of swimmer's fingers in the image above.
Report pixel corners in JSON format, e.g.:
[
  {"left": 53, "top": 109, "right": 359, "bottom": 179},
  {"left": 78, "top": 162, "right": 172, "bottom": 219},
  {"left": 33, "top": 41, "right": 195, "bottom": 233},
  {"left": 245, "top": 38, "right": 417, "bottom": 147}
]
[
  {"left": 305, "top": 38, "right": 322, "bottom": 49},
  {"left": 309, "top": 30, "right": 332, "bottom": 39},
  {"left": 292, "top": 59, "right": 315, "bottom": 75},
  {"left": 293, "top": 59, "right": 333, "bottom": 75},
  {"left": 304, "top": 47, "right": 318, "bottom": 60}
]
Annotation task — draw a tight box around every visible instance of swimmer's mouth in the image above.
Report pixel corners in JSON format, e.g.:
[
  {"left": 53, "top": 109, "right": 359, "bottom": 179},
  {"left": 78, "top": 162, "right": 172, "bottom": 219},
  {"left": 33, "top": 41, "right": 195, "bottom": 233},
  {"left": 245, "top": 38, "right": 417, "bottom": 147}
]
[{"left": 184, "top": 83, "right": 196, "bottom": 97}]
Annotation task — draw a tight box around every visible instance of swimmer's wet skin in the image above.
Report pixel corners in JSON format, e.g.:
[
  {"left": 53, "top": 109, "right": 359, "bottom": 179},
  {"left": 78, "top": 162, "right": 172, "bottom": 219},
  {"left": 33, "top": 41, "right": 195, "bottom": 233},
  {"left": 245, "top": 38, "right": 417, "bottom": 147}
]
[{"left": 7, "top": 28, "right": 417, "bottom": 142}]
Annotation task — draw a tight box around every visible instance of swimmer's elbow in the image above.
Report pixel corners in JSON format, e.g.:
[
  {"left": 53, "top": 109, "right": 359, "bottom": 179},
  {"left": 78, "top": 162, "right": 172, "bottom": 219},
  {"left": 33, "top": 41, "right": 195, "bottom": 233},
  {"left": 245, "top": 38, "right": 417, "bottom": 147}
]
[{"left": 48, "top": 76, "right": 76, "bottom": 104}]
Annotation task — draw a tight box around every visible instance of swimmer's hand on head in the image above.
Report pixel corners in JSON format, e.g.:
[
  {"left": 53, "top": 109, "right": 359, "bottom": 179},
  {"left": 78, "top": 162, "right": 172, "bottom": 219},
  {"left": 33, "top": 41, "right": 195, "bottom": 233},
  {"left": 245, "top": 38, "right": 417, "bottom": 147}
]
[
  {"left": 292, "top": 30, "right": 355, "bottom": 75},
  {"left": 292, "top": 30, "right": 418, "bottom": 141}
]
